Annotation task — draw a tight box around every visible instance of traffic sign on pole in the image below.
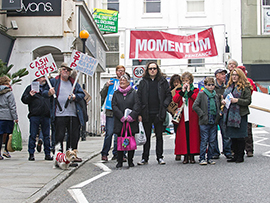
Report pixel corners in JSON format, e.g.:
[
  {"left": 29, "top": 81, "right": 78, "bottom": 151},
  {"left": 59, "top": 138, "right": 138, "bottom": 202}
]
[{"left": 132, "top": 66, "right": 145, "bottom": 86}]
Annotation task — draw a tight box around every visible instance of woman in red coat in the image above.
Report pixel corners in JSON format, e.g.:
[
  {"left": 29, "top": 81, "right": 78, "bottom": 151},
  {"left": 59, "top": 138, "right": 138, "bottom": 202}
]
[{"left": 173, "top": 72, "right": 200, "bottom": 164}]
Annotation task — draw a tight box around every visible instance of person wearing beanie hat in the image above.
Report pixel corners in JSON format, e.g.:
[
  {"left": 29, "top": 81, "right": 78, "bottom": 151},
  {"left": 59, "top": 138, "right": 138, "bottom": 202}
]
[
  {"left": 100, "top": 65, "right": 126, "bottom": 162},
  {"left": 21, "top": 76, "right": 52, "bottom": 161},
  {"left": 237, "top": 66, "right": 257, "bottom": 157}
]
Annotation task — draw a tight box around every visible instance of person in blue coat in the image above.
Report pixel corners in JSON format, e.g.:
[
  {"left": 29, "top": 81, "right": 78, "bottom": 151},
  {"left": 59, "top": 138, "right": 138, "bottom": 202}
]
[{"left": 43, "top": 62, "right": 85, "bottom": 163}]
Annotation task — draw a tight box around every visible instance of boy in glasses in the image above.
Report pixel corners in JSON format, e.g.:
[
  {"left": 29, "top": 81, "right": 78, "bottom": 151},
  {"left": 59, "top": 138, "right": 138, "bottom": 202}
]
[{"left": 193, "top": 77, "right": 220, "bottom": 165}]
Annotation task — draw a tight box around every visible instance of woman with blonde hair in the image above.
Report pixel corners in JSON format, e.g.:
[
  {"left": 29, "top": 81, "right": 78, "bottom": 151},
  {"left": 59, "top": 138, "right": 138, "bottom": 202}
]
[
  {"left": 0, "top": 76, "right": 18, "bottom": 159},
  {"left": 222, "top": 68, "right": 252, "bottom": 163}
]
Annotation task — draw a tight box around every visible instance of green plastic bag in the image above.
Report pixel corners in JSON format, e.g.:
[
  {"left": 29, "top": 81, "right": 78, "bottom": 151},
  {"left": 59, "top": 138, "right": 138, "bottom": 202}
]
[{"left": 11, "top": 123, "right": 22, "bottom": 151}]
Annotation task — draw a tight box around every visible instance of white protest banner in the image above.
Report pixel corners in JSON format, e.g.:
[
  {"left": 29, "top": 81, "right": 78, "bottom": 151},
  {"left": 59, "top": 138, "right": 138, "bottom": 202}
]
[
  {"left": 27, "top": 53, "right": 57, "bottom": 79},
  {"left": 27, "top": 53, "right": 62, "bottom": 110},
  {"left": 249, "top": 91, "right": 270, "bottom": 127},
  {"left": 132, "top": 66, "right": 145, "bottom": 86},
  {"left": 69, "top": 50, "right": 98, "bottom": 77}
]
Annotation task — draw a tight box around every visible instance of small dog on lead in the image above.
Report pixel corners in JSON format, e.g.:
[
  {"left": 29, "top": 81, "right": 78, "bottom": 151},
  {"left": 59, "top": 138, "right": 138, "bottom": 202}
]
[{"left": 53, "top": 143, "right": 78, "bottom": 170}]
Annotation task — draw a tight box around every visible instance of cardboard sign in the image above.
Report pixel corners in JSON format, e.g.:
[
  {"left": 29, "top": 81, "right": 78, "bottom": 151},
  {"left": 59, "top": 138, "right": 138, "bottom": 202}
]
[
  {"left": 105, "top": 78, "right": 119, "bottom": 110},
  {"left": 249, "top": 91, "right": 270, "bottom": 127},
  {"left": 69, "top": 50, "right": 98, "bottom": 77},
  {"left": 27, "top": 53, "right": 57, "bottom": 80}
]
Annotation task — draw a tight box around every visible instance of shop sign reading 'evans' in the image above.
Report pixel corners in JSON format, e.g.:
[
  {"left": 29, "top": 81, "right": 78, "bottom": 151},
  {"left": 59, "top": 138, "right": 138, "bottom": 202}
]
[
  {"left": 7, "top": 0, "right": 61, "bottom": 16},
  {"left": 129, "top": 28, "right": 218, "bottom": 59}
]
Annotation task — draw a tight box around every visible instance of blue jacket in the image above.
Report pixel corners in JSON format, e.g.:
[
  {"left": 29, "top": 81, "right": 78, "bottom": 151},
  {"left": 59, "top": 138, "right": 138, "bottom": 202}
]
[{"left": 42, "top": 75, "right": 85, "bottom": 126}]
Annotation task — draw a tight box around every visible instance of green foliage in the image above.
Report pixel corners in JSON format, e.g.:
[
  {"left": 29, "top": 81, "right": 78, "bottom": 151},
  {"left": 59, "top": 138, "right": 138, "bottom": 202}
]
[{"left": 0, "top": 59, "right": 29, "bottom": 85}]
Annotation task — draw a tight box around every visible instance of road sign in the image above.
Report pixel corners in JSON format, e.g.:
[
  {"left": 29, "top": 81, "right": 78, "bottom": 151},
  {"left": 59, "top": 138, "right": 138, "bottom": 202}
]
[{"left": 132, "top": 66, "right": 145, "bottom": 86}]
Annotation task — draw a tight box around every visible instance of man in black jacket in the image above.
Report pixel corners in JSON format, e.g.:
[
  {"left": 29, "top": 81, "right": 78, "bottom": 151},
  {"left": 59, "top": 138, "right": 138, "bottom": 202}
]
[
  {"left": 137, "top": 62, "right": 172, "bottom": 165},
  {"left": 21, "top": 76, "right": 52, "bottom": 161}
]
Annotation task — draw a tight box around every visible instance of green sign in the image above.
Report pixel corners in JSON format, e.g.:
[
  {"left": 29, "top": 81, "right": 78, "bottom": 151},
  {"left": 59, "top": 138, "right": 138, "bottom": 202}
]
[{"left": 93, "top": 8, "right": 118, "bottom": 33}]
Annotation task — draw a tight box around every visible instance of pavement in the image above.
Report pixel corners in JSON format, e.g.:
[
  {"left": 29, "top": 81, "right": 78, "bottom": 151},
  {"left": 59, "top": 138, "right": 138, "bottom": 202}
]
[{"left": 0, "top": 136, "right": 104, "bottom": 203}]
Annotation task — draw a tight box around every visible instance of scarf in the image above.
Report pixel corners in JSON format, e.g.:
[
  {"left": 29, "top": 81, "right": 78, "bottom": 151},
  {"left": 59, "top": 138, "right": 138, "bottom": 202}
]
[
  {"left": 203, "top": 88, "right": 216, "bottom": 115},
  {"left": 183, "top": 83, "right": 194, "bottom": 105},
  {"left": 223, "top": 83, "right": 242, "bottom": 128},
  {"left": 118, "top": 85, "right": 131, "bottom": 96}
]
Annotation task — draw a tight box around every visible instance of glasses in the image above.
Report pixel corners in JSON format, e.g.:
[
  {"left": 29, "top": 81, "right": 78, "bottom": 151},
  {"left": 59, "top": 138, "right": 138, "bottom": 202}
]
[
  {"left": 62, "top": 68, "right": 71, "bottom": 72},
  {"left": 149, "top": 68, "right": 157, "bottom": 71},
  {"left": 232, "top": 74, "right": 239, "bottom": 77},
  {"left": 206, "top": 84, "right": 215, "bottom": 87},
  {"left": 117, "top": 69, "right": 125, "bottom": 73}
]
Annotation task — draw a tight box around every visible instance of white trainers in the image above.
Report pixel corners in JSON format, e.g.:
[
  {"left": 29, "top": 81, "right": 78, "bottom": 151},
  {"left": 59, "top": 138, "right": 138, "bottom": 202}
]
[
  {"left": 158, "top": 158, "right": 166, "bottom": 165},
  {"left": 199, "top": 160, "right": 207, "bottom": 165},
  {"left": 207, "top": 159, "right": 216, "bottom": 165},
  {"left": 137, "top": 159, "right": 148, "bottom": 165}
]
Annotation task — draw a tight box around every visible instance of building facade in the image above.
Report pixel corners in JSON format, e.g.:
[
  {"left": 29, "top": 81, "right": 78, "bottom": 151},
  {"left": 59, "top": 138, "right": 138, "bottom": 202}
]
[
  {"left": 242, "top": 0, "right": 270, "bottom": 85},
  {"left": 86, "top": 0, "right": 242, "bottom": 84},
  {"left": 0, "top": 0, "right": 108, "bottom": 140}
]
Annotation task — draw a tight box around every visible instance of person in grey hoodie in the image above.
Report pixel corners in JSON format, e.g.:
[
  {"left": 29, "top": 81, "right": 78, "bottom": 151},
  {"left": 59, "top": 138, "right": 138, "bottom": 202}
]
[{"left": 0, "top": 76, "right": 18, "bottom": 160}]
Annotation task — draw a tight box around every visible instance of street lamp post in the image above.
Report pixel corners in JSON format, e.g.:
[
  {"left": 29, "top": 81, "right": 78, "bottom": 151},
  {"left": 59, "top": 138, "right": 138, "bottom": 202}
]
[{"left": 79, "top": 30, "right": 90, "bottom": 54}]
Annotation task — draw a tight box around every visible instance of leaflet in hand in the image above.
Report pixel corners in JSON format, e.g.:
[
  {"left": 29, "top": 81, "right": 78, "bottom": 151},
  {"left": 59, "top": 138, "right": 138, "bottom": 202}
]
[
  {"left": 124, "top": 108, "right": 132, "bottom": 118},
  {"left": 31, "top": 81, "right": 39, "bottom": 93},
  {"left": 225, "top": 93, "right": 233, "bottom": 109}
]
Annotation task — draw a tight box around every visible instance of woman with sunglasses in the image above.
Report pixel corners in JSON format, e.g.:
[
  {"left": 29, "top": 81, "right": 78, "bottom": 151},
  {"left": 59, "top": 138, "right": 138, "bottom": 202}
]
[
  {"left": 222, "top": 68, "right": 252, "bottom": 163},
  {"left": 193, "top": 77, "right": 221, "bottom": 165}
]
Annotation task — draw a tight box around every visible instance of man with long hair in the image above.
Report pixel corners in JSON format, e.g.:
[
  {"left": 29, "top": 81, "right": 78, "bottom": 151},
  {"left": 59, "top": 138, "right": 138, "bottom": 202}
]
[{"left": 137, "top": 61, "right": 172, "bottom": 165}]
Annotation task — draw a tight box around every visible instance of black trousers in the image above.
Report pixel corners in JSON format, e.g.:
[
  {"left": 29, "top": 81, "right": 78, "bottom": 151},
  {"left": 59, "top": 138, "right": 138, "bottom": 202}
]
[
  {"left": 117, "top": 150, "right": 135, "bottom": 165},
  {"left": 245, "top": 123, "right": 253, "bottom": 153},
  {"left": 55, "top": 116, "right": 80, "bottom": 150},
  {"left": 142, "top": 115, "right": 164, "bottom": 161},
  {"left": 231, "top": 138, "right": 245, "bottom": 161}
]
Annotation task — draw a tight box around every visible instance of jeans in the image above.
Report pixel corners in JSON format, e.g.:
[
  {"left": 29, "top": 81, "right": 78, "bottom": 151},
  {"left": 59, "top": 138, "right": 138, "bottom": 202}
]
[
  {"left": 28, "top": 116, "right": 51, "bottom": 155},
  {"left": 142, "top": 115, "right": 164, "bottom": 161},
  {"left": 199, "top": 124, "right": 217, "bottom": 161},
  {"left": 101, "top": 116, "right": 117, "bottom": 157},
  {"left": 55, "top": 116, "right": 80, "bottom": 150},
  {"left": 213, "top": 120, "right": 232, "bottom": 157}
]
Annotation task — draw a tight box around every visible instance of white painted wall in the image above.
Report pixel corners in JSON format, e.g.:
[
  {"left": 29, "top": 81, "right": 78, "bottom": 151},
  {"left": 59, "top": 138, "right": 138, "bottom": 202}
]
[{"left": 90, "top": 0, "right": 242, "bottom": 79}]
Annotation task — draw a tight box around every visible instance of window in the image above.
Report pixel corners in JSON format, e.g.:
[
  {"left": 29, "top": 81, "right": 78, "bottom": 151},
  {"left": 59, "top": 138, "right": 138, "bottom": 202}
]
[
  {"left": 186, "top": 0, "right": 204, "bottom": 13},
  {"left": 144, "top": 0, "right": 161, "bottom": 13},
  {"left": 105, "top": 36, "right": 119, "bottom": 68},
  {"left": 188, "top": 58, "right": 205, "bottom": 67},
  {"left": 262, "top": 0, "right": 270, "bottom": 34},
  {"left": 107, "top": 0, "right": 119, "bottom": 12}
]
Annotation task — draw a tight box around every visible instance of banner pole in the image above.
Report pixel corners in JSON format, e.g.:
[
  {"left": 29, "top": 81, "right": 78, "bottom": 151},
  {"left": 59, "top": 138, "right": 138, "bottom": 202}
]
[
  {"left": 64, "top": 71, "right": 81, "bottom": 108},
  {"left": 45, "top": 74, "right": 62, "bottom": 111}
]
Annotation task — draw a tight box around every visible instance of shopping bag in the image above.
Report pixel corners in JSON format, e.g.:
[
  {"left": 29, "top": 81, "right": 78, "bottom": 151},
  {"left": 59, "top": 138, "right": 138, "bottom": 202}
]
[
  {"left": 7, "top": 134, "right": 15, "bottom": 152},
  {"left": 135, "top": 121, "right": 146, "bottom": 146},
  {"left": 11, "top": 123, "right": 23, "bottom": 151},
  {"left": 172, "top": 103, "right": 185, "bottom": 124},
  {"left": 117, "top": 122, "right": 137, "bottom": 151}
]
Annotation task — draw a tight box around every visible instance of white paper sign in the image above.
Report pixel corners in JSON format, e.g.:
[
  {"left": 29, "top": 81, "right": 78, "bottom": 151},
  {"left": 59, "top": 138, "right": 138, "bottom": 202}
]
[
  {"left": 27, "top": 53, "right": 57, "bottom": 80},
  {"left": 69, "top": 50, "right": 98, "bottom": 77},
  {"left": 225, "top": 93, "right": 233, "bottom": 109}
]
